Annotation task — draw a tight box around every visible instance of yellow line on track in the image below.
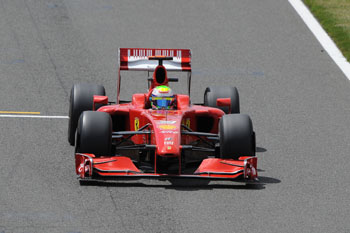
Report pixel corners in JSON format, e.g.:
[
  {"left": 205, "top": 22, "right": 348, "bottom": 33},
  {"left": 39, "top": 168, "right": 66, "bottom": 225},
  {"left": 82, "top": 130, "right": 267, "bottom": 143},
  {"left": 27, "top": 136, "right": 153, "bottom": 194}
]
[{"left": 0, "top": 111, "right": 41, "bottom": 114}]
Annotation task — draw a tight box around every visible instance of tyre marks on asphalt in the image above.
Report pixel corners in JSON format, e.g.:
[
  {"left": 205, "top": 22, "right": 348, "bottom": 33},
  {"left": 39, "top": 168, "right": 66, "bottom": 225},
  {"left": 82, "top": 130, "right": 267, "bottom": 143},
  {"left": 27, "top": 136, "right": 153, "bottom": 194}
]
[{"left": 22, "top": 0, "right": 68, "bottom": 96}]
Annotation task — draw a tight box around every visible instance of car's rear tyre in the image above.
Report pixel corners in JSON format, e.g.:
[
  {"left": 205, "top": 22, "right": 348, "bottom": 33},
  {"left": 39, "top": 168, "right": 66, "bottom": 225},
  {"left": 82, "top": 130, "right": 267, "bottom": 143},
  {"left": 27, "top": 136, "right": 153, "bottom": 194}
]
[
  {"left": 68, "top": 83, "right": 105, "bottom": 145},
  {"left": 204, "top": 86, "right": 240, "bottom": 114},
  {"left": 219, "top": 114, "right": 255, "bottom": 159},
  {"left": 75, "top": 111, "right": 112, "bottom": 157}
]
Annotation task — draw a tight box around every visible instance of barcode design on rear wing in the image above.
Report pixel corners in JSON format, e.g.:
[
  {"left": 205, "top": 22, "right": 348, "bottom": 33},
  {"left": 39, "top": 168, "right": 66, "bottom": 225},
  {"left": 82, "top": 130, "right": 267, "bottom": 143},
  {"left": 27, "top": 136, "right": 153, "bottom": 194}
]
[{"left": 119, "top": 48, "right": 191, "bottom": 71}]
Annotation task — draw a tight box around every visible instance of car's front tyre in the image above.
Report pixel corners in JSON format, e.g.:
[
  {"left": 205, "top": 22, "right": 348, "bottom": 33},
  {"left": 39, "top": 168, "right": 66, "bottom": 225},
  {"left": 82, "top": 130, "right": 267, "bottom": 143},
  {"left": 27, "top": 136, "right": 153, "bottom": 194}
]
[
  {"left": 75, "top": 111, "right": 112, "bottom": 157},
  {"left": 68, "top": 83, "right": 105, "bottom": 145},
  {"left": 219, "top": 114, "right": 255, "bottom": 159}
]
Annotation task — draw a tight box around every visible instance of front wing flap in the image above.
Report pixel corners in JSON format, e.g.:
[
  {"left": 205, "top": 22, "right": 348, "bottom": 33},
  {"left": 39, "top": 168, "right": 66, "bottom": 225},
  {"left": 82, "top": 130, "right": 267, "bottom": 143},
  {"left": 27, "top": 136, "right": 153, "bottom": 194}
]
[{"left": 75, "top": 153, "right": 258, "bottom": 181}]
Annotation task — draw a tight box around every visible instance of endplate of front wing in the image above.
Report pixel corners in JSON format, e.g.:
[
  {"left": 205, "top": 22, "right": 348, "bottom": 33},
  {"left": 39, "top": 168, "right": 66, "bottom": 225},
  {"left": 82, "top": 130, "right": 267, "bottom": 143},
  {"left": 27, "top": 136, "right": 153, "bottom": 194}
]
[{"left": 75, "top": 153, "right": 258, "bottom": 181}]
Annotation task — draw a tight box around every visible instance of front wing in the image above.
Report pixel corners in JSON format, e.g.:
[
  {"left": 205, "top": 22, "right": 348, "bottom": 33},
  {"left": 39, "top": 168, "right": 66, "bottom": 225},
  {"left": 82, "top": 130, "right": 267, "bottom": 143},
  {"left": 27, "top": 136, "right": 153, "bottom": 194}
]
[{"left": 75, "top": 153, "right": 258, "bottom": 182}]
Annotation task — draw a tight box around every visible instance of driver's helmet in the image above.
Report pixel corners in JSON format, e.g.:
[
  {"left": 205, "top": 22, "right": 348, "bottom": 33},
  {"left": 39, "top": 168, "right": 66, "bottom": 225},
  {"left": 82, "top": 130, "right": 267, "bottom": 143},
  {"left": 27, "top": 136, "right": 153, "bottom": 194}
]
[{"left": 150, "top": 85, "right": 175, "bottom": 110}]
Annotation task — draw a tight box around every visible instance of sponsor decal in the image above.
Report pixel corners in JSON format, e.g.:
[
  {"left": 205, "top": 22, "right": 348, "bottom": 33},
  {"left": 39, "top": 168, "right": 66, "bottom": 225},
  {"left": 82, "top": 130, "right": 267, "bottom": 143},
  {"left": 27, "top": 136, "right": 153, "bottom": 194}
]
[
  {"left": 158, "top": 120, "right": 176, "bottom": 124},
  {"left": 165, "top": 137, "right": 173, "bottom": 141},
  {"left": 151, "top": 112, "right": 166, "bottom": 117},
  {"left": 245, "top": 164, "right": 257, "bottom": 178},
  {"left": 164, "top": 141, "right": 174, "bottom": 145},
  {"left": 78, "top": 163, "right": 90, "bottom": 173},
  {"left": 159, "top": 125, "right": 176, "bottom": 130},
  {"left": 134, "top": 117, "right": 140, "bottom": 131},
  {"left": 161, "top": 130, "right": 179, "bottom": 134},
  {"left": 252, "top": 167, "right": 257, "bottom": 176},
  {"left": 167, "top": 146, "right": 172, "bottom": 150},
  {"left": 151, "top": 110, "right": 178, "bottom": 116},
  {"left": 127, "top": 49, "right": 181, "bottom": 58}
]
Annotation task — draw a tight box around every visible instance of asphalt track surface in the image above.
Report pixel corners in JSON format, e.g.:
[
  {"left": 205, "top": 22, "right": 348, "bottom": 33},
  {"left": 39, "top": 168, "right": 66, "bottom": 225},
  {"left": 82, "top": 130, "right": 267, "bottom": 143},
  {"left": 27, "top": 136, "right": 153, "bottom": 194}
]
[{"left": 0, "top": 0, "right": 349, "bottom": 232}]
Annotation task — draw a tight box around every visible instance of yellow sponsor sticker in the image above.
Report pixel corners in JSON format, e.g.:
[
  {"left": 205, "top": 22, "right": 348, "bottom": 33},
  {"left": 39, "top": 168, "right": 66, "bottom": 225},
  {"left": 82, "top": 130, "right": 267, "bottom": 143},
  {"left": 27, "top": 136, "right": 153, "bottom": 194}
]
[
  {"left": 159, "top": 124, "right": 176, "bottom": 130},
  {"left": 134, "top": 117, "right": 140, "bottom": 131}
]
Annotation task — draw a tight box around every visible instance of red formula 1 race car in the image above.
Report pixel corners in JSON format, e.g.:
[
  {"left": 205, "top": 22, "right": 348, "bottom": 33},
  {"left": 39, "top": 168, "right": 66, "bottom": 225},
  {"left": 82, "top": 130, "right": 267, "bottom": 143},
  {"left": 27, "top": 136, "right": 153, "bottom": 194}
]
[{"left": 68, "top": 48, "right": 258, "bottom": 184}]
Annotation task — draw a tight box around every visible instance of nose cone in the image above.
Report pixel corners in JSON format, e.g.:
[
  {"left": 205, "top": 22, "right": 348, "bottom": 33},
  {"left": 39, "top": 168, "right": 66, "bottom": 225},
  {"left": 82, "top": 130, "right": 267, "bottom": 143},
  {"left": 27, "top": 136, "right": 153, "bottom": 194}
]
[
  {"left": 156, "top": 131, "right": 180, "bottom": 156},
  {"left": 150, "top": 111, "right": 182, "bottom": 156}
]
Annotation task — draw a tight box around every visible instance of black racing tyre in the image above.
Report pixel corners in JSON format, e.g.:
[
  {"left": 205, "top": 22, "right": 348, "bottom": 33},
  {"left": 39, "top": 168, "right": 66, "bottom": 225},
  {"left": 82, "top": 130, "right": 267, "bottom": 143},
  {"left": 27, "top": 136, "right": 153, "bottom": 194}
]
[
  {"left": 204, "top": 86, "right": 240, "bottom": 114},
  {"left": 68, "top": 83, "right": 105, "bottom": 145},
  {"left": 75, "top": 111, "right": 112, "bottom": 157},
  {"left": 219, "top": 114, "right": 255, "bottom": 159}
]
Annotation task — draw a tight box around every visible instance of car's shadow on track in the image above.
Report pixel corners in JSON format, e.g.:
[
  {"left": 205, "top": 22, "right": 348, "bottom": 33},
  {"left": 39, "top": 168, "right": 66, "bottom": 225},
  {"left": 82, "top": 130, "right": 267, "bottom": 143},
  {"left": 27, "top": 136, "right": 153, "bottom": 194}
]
[
  {"left": 79, "top": 175, "right": 280, "bottom": 191},
  {"left": 256, "top": 147, "right": 267, "bottom": 153}
]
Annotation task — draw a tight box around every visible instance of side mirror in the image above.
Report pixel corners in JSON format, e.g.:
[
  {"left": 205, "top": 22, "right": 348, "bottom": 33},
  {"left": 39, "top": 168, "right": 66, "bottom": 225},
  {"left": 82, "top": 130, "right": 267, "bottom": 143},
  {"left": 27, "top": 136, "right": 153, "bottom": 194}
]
[
  {"left": 216, "top": 98, "right": 231, "bottom": 114},
  {"left": 93, "top": 95, "right": 108, "bottom": 110}
]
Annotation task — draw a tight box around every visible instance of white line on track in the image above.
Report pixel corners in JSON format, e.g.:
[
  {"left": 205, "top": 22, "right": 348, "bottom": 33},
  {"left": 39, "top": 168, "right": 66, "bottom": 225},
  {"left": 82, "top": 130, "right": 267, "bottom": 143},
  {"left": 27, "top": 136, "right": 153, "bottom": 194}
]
[
  {"left": 0, "top": 115, "right": 68, "bottom": 119},
  {"left": 289, "top": 0, "right": 350, "bottom": 81}
]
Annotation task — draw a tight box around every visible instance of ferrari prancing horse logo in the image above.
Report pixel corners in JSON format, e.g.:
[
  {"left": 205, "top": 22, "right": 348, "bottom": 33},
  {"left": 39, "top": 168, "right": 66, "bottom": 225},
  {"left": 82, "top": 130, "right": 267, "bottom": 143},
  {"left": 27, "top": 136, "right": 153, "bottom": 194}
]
[
  {"left": 134, "top": 117, "right": 140, "bottom": 131},
  {"left": 185, "top": 118, "right": 190, "bottom": 128}
]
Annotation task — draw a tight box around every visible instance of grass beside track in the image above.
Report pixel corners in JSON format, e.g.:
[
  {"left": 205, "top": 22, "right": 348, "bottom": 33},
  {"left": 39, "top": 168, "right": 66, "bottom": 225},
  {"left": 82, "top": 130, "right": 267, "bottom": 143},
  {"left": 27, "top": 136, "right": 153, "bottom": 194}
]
[{"left": 303, "top": 0, "right": 350, "bottom": 62}]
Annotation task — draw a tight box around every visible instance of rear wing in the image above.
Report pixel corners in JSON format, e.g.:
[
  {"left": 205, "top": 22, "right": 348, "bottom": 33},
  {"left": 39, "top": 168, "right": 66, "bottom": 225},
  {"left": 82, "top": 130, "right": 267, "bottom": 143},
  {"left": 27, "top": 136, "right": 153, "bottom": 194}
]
[
  {"left": 117, "top": 48, "right": 192, "bottom": 103},
  {"left": 119, "top": 48, "right": 191, "bottom": 71}
]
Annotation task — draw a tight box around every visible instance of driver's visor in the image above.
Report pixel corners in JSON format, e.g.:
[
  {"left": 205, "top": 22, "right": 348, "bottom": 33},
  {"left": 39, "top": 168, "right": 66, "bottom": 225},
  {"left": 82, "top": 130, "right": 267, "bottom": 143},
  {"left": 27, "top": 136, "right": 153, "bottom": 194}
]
[{"left": 150, "top": 97, "right": 175, "bottom": 109}]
